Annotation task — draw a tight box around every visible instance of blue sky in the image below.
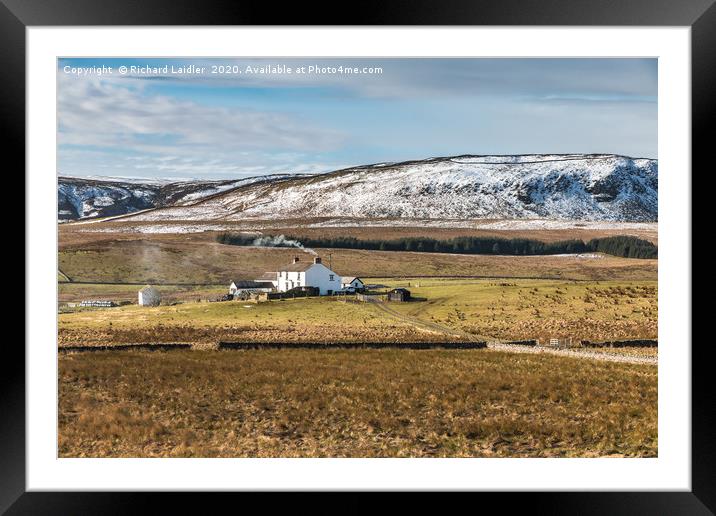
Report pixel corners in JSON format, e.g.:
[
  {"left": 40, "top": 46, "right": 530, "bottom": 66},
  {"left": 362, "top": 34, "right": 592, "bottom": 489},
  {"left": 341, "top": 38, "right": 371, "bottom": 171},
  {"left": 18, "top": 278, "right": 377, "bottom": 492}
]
[{"left": 58, "top": 58, "right": 657, "bottom": 180}]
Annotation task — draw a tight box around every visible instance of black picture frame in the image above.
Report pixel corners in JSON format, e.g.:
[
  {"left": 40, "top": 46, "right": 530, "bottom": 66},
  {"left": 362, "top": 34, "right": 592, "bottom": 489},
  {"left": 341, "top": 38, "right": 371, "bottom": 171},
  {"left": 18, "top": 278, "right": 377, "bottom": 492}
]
[{"left": 6, "top": 0, "right": 708, "bottom": 512}]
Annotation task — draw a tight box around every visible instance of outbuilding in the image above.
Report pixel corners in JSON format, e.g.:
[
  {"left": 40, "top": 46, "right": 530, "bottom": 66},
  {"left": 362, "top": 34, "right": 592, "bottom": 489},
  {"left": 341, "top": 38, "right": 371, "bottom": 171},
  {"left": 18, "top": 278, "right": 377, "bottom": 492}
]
[
  {"left": 253, "top": 272, "right": 279, "bottom": 288},
  {"left": 388, "top": 288, "right": 411, "bottom": 302},
  {"left": 138, "top": 285, "right": 161, "bottom": 306},
  {"left": 229, "top": 280, "right": 274, "bottom": 296},
  {"left": 341, "top": 277, "right": 365, "bottom": 291}
]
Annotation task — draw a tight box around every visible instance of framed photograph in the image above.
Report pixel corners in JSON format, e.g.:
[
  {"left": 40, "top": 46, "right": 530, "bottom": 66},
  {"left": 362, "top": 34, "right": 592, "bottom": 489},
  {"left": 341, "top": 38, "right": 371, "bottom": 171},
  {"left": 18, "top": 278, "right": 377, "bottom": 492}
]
[{"left": 9, "top": 0, "right": 709, "bottom": 510}]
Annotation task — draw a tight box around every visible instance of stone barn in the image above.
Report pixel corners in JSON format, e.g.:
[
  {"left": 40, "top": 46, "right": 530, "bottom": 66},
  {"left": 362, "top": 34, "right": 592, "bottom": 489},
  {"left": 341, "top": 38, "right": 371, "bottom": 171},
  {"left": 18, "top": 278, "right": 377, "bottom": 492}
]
[
  {"left": 388, "top": 288, "right": 411, "bottom": 302},
  {"left": 138, "top": 285, "right": 161, "bottom": 306}
]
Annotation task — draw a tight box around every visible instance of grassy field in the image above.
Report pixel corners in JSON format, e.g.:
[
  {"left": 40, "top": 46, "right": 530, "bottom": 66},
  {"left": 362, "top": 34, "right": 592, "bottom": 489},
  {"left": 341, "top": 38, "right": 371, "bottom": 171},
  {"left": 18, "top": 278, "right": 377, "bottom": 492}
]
[
  {"left": 58, "top": 277, "right": 657, "bottom": 346},
  {"left": 383, "top": 279, "right": 657, "bottom": 342},
  {"left": 58, "top": 348, "right": 657, "bottom": 458},
  {"left": 58, "top": 295, "right": 447, "bottom": 346}
]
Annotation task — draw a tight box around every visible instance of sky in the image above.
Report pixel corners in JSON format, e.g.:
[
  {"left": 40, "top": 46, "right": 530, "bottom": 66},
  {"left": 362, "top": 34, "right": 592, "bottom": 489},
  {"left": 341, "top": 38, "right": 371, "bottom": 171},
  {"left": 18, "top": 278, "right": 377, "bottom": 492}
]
[{"left": 58, "top": 58, "right": 657, "bottom": 180}]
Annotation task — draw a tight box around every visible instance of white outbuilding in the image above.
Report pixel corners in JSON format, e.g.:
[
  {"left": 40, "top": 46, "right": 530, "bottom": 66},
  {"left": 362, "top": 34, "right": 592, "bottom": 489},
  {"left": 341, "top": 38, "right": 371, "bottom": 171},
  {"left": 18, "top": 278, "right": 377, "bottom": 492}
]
[
  {"left": 138, "top": 285, "right": 161, "bottom": 306},
  {"left": 340, "top": 277, "right": 365, "bottom": 291}
]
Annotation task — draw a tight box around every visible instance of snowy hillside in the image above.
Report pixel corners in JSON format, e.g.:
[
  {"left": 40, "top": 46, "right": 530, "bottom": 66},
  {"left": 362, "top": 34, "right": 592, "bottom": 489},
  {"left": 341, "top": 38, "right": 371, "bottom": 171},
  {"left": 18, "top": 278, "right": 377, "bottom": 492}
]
[
  {"left": 58, "top": 175, "right": 296, "bottom": 221},
  {"left": 122, "top": 154, "right": 657, "bottom": 223}
]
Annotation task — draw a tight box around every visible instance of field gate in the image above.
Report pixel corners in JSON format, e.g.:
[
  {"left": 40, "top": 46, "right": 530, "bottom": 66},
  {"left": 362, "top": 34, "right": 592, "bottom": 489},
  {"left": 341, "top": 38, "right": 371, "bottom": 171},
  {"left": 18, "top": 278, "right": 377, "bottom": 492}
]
[{"left": 547, "top": 337, "right": 573, "bottom": 349}]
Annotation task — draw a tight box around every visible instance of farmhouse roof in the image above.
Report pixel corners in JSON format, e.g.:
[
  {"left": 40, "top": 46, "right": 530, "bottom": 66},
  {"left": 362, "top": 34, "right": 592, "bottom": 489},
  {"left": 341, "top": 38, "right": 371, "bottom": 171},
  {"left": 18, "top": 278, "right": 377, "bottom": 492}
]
[
  {"left": 342, "top": 276, "right": 362, "bottom": 283},
  {"left": 277, "top": 262, "right": 315, "bottom": 272},
  {"left": 231, "top": 280, "right": 273, "bottom": 288},
  {"left": 273, "top": 257, "right": 338, "bottom": 273}
]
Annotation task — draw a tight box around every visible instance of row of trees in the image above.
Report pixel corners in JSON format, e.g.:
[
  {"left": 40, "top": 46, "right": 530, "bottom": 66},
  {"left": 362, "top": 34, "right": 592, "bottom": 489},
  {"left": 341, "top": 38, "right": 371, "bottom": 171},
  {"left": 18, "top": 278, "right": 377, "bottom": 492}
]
[
  {"left": 587, "top": 235, "right": 658, "bottom": 259},
  {"left": 216, "top": 233, "right": 657, "bottom": 259}
]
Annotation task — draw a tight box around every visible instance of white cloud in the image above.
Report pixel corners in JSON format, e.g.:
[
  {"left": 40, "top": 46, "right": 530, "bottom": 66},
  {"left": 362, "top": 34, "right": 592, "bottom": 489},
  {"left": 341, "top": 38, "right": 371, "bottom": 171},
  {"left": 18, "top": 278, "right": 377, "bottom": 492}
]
[{"left": 57, "top": 73, "right": 342, "bottom": 154}]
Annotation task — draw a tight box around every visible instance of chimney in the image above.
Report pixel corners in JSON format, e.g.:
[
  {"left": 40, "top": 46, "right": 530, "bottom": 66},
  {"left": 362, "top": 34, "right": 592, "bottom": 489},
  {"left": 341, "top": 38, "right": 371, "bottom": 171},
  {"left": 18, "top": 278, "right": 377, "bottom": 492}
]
[
  {"left": 293, "top": 256, "right": 300, "bottom": 263},
  {"left": 314, "top": 257, "right": 322, "bottom": 264}
]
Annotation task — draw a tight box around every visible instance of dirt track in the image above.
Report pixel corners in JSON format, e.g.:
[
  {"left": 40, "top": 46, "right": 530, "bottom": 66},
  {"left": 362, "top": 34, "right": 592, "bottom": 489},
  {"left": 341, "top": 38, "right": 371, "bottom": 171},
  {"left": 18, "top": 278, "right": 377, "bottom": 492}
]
[
  {"left": 369, "top": 299, "right": 489, "bottom": 339},
  {"left": 486, "top": 342, "right": 657, "bottom": 366}
]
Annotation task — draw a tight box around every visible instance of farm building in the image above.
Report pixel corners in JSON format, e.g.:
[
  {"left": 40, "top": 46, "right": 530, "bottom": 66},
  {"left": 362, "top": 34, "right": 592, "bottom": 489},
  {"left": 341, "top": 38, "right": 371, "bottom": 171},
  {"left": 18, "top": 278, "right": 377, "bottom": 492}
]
[
  {"left": 228, "top": 280, "right": 274, "bottom": 297},
  {"left": 253, "top": 272, "right": 279, "bottom": 288},
  {"left": 341, "top": 277, "right": 365, "bottom": 291},
  {"left": 261, "top": 256, "right": 342, "bottom": 295},
  {"left": 388, "top": 288, "right": 411, "bottom": 302},
  {"left": 138, "top": 286, "right": 161, "bottom": 306}
]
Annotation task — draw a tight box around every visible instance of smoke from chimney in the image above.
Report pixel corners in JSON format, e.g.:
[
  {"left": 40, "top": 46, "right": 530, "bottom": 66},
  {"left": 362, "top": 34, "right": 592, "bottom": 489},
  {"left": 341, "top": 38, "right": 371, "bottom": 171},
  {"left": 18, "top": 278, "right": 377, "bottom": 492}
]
[{"left": 248, "top": 234, "right": 317, "bottom": 255}]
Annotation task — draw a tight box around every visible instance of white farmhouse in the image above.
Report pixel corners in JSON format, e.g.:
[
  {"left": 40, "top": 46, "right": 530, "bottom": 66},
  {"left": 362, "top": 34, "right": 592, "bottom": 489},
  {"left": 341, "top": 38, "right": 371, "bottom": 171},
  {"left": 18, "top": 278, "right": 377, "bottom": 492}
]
[{"left": 271, "top": 256, "right": 341, "bottom": 295}]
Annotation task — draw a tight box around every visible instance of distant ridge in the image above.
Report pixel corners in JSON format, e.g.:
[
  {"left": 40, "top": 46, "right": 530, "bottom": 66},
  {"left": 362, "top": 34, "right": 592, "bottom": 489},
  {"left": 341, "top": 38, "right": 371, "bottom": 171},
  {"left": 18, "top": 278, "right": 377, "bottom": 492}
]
[
  {"left": 58, "top": 174, "right": 297, "bottom": 221},
  {"left": 116, "top": 153, "right": 657, "bottom": 223}
]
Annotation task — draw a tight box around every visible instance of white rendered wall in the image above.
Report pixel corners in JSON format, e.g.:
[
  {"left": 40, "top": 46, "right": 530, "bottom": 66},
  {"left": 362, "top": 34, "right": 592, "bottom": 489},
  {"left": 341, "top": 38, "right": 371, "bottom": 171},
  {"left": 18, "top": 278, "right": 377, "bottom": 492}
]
[{"left": 305, "top": 264, "right": 341, "bottom": 295}]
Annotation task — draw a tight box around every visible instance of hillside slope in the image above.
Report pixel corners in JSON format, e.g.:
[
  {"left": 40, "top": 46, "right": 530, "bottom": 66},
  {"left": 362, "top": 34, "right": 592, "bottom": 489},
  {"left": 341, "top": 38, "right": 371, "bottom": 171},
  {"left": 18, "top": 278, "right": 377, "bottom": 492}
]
[
  {"left": 123, "top": 154, "right": 657, "bottom": 223},
  {"left": 58, "top": 175, "right": 295, "bottom": 221}
]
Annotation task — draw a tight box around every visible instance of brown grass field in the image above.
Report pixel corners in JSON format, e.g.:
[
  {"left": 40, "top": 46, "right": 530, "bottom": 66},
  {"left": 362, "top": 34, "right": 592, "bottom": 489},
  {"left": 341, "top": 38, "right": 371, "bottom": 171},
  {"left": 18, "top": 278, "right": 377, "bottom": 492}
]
[
  {"left": 58, "top": 227, "right": 656, "bottom": 284},
  {"left": 58, "top": 348, "right": 657, "bottom": 458}
]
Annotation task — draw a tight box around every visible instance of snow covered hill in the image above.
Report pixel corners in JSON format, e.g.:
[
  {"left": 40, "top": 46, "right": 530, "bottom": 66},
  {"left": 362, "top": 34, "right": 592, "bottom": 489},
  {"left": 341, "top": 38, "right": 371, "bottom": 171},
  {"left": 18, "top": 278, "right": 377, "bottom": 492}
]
[
  {"left": 120, "top": 154, "right": 657, "bottom": 223},
  {"left": 58, "top": 175, "right": 296, "bottom": 221}
]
